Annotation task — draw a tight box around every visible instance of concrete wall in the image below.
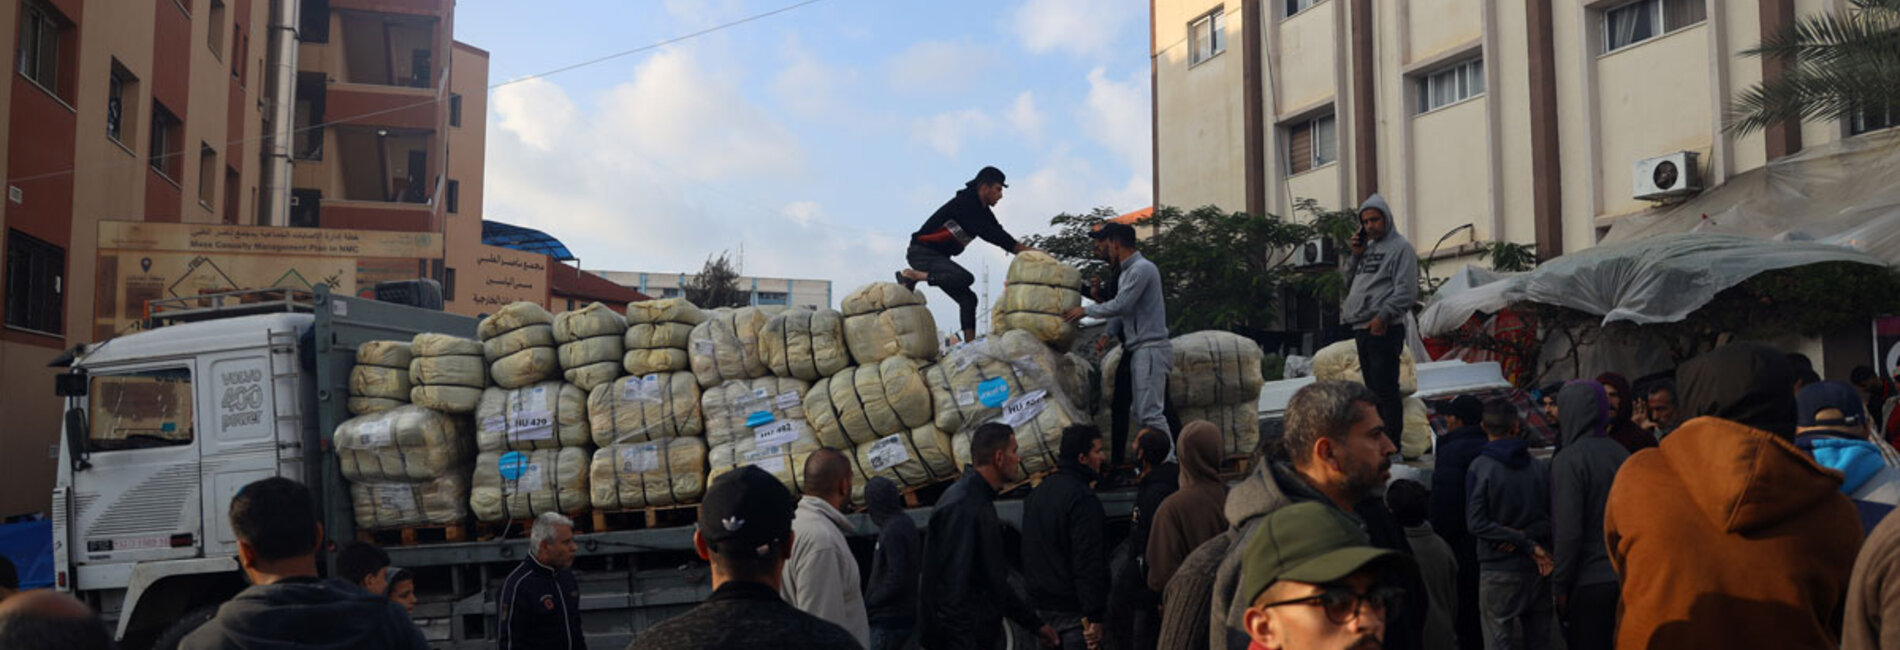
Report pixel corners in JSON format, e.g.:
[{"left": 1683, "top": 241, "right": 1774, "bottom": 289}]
[
  {"left": 443, "top": 42, "right": 488, "bottom": 314},
  {"left": 1153, "top": 1, "right": 1246, "bottom": 212}
]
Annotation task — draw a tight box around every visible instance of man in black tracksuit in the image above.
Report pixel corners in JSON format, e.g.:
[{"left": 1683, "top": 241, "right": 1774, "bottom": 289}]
[
  {"left": 1023, "top": 426, "right": 1111, "bottom": 650},
  {"left": 922, "top": 424, "right": 1060, "bottom": 650},
  {"left": 499, "top": 514, "right": 586, "bottom": 650},
  {"left": 898, "top": 166, "right": 1034, "bottom": 343}
]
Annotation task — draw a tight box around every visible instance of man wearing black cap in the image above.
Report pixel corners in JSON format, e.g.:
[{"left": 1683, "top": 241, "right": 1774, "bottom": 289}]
[
  {"left": 1065, "top": 221, "right": 1171, "bottom": 453},
  {"left": 898, "top": 166, "right": 1035, "bottom": 344},
  {"left": 628, "top": 466, "right": 861, "bottom": 649},
  {"left": 1794, "top": 380, "right": 1900, "bottom": 532},
  {"left": 922, "top": 423, "right": 1061, "bottom": 649}
]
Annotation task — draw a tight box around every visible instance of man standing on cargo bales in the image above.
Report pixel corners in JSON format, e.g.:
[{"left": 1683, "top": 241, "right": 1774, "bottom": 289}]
[
  {"left": 1065, "top": 221, "right": 1171, "bottom": 449},
  {"left": 781, "top": 448, "right": 870, "bottom": 646},
  {"left": 922, "top": 423, "right": 1062, "bottom": 649},
  {"left": 1342, "top": 193, "right": 1418, "bottom": 449},
  {"left": 499, "top": 512, "right": 586, "bottom": 650},
  {"left": 1022, "top": 425, "right": 1111, "bottom": 649},
  {"left": 898, "top": 166, "right": 1036, "bottom": 344}
]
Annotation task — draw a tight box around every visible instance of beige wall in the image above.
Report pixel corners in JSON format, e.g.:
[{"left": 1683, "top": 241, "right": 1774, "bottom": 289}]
[
  {"left": 1593, "top": 25, "right": 1714, "bottom": 219},
  {"left": 1276, "top": 3, "right": 1338, "bottom": 114},
  {"left": 1153, "top": 1, "right": 1246, "bottom": 212},
  {"left": 444, "top": 42, "right": 489, "bottom": 314},
  {"left": 1409, "top": 100, "right": 1490, "bottom": 242}
]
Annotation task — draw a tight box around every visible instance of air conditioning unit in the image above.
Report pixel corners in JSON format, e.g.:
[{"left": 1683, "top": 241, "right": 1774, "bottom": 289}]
[
  {"left": 1633, "top": 151, "right": 1701, "bottom": 201},
  {"left": 1295, "top": 236, "right": 1337, "bottom": 269}
]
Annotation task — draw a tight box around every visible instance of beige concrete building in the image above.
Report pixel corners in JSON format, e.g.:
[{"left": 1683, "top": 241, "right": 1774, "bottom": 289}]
[
  {"left": 592, "top": 270, "right": 835, "bottom": 310},
  {"left": 1153, "top": 0, "right": 1870, "bottom": 263}
]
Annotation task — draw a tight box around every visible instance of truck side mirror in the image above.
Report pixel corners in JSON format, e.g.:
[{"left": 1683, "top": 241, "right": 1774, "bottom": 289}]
[
  {"left": 65, "top": 407, "right": 91, "bottom": 472},
  {"left": 55, "top": 373, "right": 87, "bottom": 397}
]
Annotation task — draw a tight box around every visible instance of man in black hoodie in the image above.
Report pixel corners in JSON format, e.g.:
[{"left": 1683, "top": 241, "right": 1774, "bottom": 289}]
[
  {"left": 865, "top": 477, "right": 921, "bottom": 650},
  {"left": 897, "top": 166, "right": 1035, "bottom": 343},
  {"left": 1430, "top": 394, "right": 1487, "bottom": 650},
  {"left": 1548, "top": 381, "right": 1627, "bottom": 650},
  {"left": 1023, "top": 425, "right": 1111, "bottom": 650},
  {"left": 1108, "top": 429, "right": 1179, "bottom": 650},
  {"left": 1465, "top": 400, "right": 1553, "bottom": 650},
  {"left": 181, "top": 477, "right": 428, "bottom": 650}
]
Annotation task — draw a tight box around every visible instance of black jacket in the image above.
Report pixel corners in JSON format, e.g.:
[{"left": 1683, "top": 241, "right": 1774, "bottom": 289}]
[
  {"left": 866, "top": 479, "right": 922, "bottom": 625},
  {"left": 627, "top": 581, "right": 862, "bottom": 650},
  {"left": 178, "top": 576, "right": 428, "bottom": 650},
  {"left": 921, "top": 469, "right": 1042, "bottom": 649},
  {"left": 1130, "top": 462, "right": 1179, "bottom": 564},
  {"left": 911, "top": 188, "right": 1019, "bottom": 257},
  {"left": 499, "top": 557, "right": 587, "bottom": 650},
  {"left": 1429, "top": 424, "right": 1487, "bottom": 550},
  {"left": 1466, "top": 438, "right": 1552, "bottom": 572},
  {"left": 1022, "top": 461, "right": 1110, "bottom": 619}
]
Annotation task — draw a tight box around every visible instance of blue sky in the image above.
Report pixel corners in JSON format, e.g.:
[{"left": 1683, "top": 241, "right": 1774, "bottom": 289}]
[{"left": 453, "top": 0, "right": 1151, "bottom": 328}]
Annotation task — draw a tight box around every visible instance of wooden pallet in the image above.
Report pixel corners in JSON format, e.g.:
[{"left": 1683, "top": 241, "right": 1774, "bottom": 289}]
[
  {"left": 357, "top": 521, "right": 470, "bottom": 547},
  {"left": 998, "top": 469, "right": 1057, "bottom": 496},
  {"left": 474, "top": 511, "right": 592, "bottom": 541},
  {"left": 1219, "top": 455, "right": 1253, "bottom": 481},
  {"left": 591, "top": 503, "right": 700, "bottom": 533},
  {"left": 890, "top": 476, "right": 957, "bottom": 508}
]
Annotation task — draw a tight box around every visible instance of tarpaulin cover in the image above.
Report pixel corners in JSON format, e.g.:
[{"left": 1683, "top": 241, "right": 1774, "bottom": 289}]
[{"left": 0, "top": 520, "right": 52, "bottom": 589}]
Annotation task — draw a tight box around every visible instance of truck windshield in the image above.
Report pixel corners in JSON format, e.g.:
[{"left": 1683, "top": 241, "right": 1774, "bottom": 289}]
[{"left": 89, "top": 368, "right": 194, "bottom": 451}]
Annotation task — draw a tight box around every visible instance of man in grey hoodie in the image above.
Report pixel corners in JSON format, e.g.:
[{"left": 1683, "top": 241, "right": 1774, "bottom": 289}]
[
  {"left": 1548, "top": 381, "right": 1627, "bottom": 650},
  {"left": 1341, "top": 194, "right": 1419, "bottom": 449}
]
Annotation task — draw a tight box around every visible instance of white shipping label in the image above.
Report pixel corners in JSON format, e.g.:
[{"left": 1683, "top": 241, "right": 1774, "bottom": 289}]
[
  {"left": 354, "top": 419, "right": 394, "bottom": 448},
  {"left": 753, "top": 455, "right": 787, "bottom": 474},
  {"left": 1001, "top": 390, "right": 1050, "bottom": 427},
  {"left": 868, "top": 434, "right": 911, "bottom": 472},
  {"left": 775, "top": 391, "right": 802, "bottom": 410},
  {"left": 482, "top": 415, "right": 506, "bottom": 432},
  {"left": 619, "top": 445, "right": 661, "bottom": 473},
  {"left": 754, "top": 420, "right": 801, "bottom": 448},
  {"left": 506, "top": 463, "right": 545, "bottom": 494},
  {"left": 956, "top": 389, "right": 977, "bottom": 407},
  {"left": 509, "top": 410, "right": 555, "bottom": 442},
  {"left": 372, "top": 484, "right": 416, "bottom": 512},
  {"left": 622, "top": 374, "right": 664, "bottom": 403},
  {"left": 694, "top": 340, "right": 716, "bottom": 355}
]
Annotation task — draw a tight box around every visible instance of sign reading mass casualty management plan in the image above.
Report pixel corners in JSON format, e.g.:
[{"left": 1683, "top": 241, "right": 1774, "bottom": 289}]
[{"left": 93, "top": 220, "right": 443, "bottom": 339}]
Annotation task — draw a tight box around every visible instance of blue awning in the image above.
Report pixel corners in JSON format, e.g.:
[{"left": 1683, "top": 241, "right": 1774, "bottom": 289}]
[{"left": 482, "top": 220, "right": 577, "bottom": 262}]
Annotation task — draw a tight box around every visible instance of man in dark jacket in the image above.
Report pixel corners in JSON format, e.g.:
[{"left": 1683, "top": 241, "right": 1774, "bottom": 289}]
[
  {"left": 1466, "top": 400, "right": 1553, "bottom": 650},
  {"left": 1023, "top": 425, "right": 1111, "bottom": 650},
  {"left": 628, "top": 466, "right": 861, "bottom": 649},
  {"left": 865, "top": 477, "right": 922, "bottom": 650},
  {"left": 499, "top": 513, "right": 585, "bottom": 650},
  {"left": 1548, "top": 381, "right": 1627, "bottom": 650},
  {"left": 1108, "top": 429, "right": 1180, "bottom": 650},
  {"left": 1146, "top": 420, "right": 1227, "bottom": 594},
  {"left": 1429, "top": 394, "right": 1486, "bottom": 650},
  {"left": 898, "top": 166, "right": 1034, "bottom": 343},
  {"left": 923, "top": 423, "right": 1061, "bottom": 649},
  {"left": 181, "top": 477, "right": 428, "bottom": 650}
]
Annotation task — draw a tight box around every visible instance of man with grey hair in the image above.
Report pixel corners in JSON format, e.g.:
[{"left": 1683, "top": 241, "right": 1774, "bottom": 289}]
[
  {"left": 0, "top": 589, "right": 116, "bottom": 650},
  {"left": 499, "top": 512, "right": 585, "bottom": 650},
  {"left": 1157, "top": 380, "right": 1424, "bottom": 650},
  {"left": 782, "top": 448, "right": 870, "bottom": 646}
]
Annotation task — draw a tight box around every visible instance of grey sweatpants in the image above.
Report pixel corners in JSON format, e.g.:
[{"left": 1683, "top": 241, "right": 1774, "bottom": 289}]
[{"left": 1129, "top": 343, "right": 1172, "bottom": 438}]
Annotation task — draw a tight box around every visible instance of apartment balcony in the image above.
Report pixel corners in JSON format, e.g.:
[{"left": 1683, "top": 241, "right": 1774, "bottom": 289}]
[
  {"left": 320, "top": 199, "right": 439, "bottom": 233},
  {"left": 329, "top": 0, "right": 448, "bottom": 18}
]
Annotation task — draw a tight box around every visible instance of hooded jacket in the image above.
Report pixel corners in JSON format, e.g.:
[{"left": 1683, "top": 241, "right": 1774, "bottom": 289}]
[
  {"left": 1145, "top": 421, "right": 1229, "bottom": 593},
  {"left": 864, "top": 478, "right": 922, "bottom": 627},
  {"left": 1605, "top": 343, "right": 1863, "bottom": 649},
  {"left": 1022, "top": 458, "right": 1110, "bottom": 620},
  {"left": 922, "top": 468, "right": 1042, "bottom": 649},
  {"left": 781, "top": 495, "right": 870, "bottom": 647},
  {"left": 1340, "top": 194, "right": 1419, "bottom": 328},
  {"left": 1596, "top": 372, "right": 1658, "bottom": 454},
  {"left": 1465, "top": 437, "right": 1551, "bottom": 571},
  {"left": 179, "top": 577, "right": 429, "bottom": 650},
  {"left": 911, "top": 187, "right": 1019, "bottom": 257},
  {"left": 1796, "top": 432, "right": 1900, "bottom": 532},
  {"left": 1548, "top": 381, "right": 1629, "bottom": 598},
  {"left": 1428, "top": 423, "right": 1487, "bottom": 552},
  {"left": 1847, "top": 507, "right": 1900, "bottom": 650}
]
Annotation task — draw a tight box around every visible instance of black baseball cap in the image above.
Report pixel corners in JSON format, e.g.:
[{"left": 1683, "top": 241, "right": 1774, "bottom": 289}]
[
  {"left": 1090, "top": 222, "right": 1138, "bottom": 244},
  {"left": 698, "top": 466, "right": 797, "bottom": 557},
  {"left": 1798, "top": 380, "right": 1866, "bottom": 427},
  {"left": 968, "top": 166, "right": 1008, "bottom": 188}
]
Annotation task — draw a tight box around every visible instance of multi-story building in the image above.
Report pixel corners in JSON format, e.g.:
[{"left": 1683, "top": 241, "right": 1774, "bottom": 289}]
[
  {"left": 592, "top": 270, "right": 834, "bottom": 310},
  {"left": 1152, "top": 0, "right": 1867, "bottom": 264}
]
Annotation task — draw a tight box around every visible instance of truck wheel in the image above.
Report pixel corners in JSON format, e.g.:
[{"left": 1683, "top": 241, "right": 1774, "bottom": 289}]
[{"left": 150, "top": 605, "right": 220, "bottom": 650}]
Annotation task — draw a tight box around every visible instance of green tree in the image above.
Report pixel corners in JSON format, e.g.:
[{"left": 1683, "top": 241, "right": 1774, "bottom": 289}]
[
  {"left": 684, "top": 252, "right": 748, "bottom": 308},
  {"left": 1726, "top": 0, "right": 1900, "bottom": 135}
]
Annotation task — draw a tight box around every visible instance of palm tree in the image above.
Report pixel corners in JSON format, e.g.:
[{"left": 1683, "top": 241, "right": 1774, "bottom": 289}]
[{"left": 1726, "top": 0, "right": 1900, "bottom": 136}]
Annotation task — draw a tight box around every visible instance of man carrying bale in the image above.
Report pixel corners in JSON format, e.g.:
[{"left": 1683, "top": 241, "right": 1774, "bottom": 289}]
[
  {"left": 1064, "top": 222, "right": 1172, "bottom": 453},
  {"left": 897, "top": 166, "right": 1037, "bottom": 344}
]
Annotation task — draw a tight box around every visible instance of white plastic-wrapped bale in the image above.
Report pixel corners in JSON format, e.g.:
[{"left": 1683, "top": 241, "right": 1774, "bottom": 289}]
[
  {"left": 1401, "top": 397, "right": 1430, "bottom": 460},
  {"left": 949, "top": 395, "right": 1077, "bottom": 478},
  {"left": 627, "top": 298, "right": 708, "bottom": 327},
  {"left": 627, "top": 322, "right": 696, "bottom": 350},
  {"left": 923, "top": 330, "right": 1069, "bottom": 435},
  {"left": 1177, "top": 403, "right": 1262, "bottom": 459},
  {"left": 555, "top": 302, "right": 629, "bottom": 342},
  {"left": 358, "top": 340, "right": 415, "bottom": 368},
  {"left": 490, "top": 346, "right": 559, "bottom": 390},
  {"left": 623, "top": 298, "right": 704, "bottom": 377},
  {"left": 410, "top": 386, "right": 484, "bottom": 414},
  {"left": 841, "top": 283, "right": 939, "bottom": 365},
  {"left": 482, "top": 324, "right": 555, "bottom": 363},
  {"left": 350, "top": 365, "right": 411, "bottom": 401},
  {"left": 474, "top": 382, "right": 590, "bottom": 451},
  {"left": 589, "top": 437, "right": 708, "bottom": 510},
  {"left": 478, "top": 301, "right": 556, "bottom": 341},
  {"left": 701, "top": 377, "right": 812, "bottom": 450},
  {"left": 623, "top": 348, "right": 691, "bottom": 378},
  {"left": 587, "top": 372, "right": 704, "bottom": 446},
  {"left": 470, "top": 448, "right": 591, "bottom": 522},
  {"left": 992, "top": 252, "right": 1084, "bottom": 347},
  {"left": 709, "top": 421, "right": 823, "bottom": 470},
  {"left": 349, "top": 397, "right": 406, "bottom": 415},
  {"left": 759, "top": 308, "right": 849, "bottom": 381},
  {"left": 709, "top": 449, "right": 865, "bottom": 500},
  {"left": 350, "top": 475, "right": 470, "bottom": 530},
  {"left": 410, "top": 355, "right": 487, "bottom": 387},
  {"left": 1311, "top": 339, "right": 1420, "bottom": 397},
  {"left": 804, "top": 356, "right": 934, "bottom": 448},
  {"left": 688, "top": 307, "right": 781, "bottom": 387},
  {"left": 554, "top": 303, "right": 627, "bottom": 392},
  {"left": 335, "top": 405, "right": 476, "bottom": 483},
  {"left": 352, "top": 340, "right": 416, "bottom": 410},
  {"left": 412, "top": 333, "right": 483, "bottom": 357},
  {"left": 852, "top": 425, "right": 958, "bottom": 490},
  {"left": 1168, "top": 331, "right": 1267, "bottom": 408},
  {"left": 1056, "top": 352, "right": 1097, "bottom": 415}
]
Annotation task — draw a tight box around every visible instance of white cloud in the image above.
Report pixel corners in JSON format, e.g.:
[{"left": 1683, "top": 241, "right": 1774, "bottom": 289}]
[
  {"left": 492, "top": 78, "right": 578, "bottom": 151},
  {"left": 594, "top": 50, "right": 805, "bottom": 180},
  {"left": 1007, "top": 91, "right": 1044, "bottom": 142},
  {"left": 911, "top": 109, "right": 995, "bottom": 157},
  {"left": 781, "top": 201, "right": 822, "bottom": 227},
  {"left": 1009, "top": 0, "right": 1139, "bottom": 58},
  {"left": 1081, "top": 66, "right": 1151, "bottom": 179},
  {"left": 886, "top": 40, "right": 997, "bottom": 95},
  {"left": 773, "top": 41, "right": 852, "bottom": 118}
]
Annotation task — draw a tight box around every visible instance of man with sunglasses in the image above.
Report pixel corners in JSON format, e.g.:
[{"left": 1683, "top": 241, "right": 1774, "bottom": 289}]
[
  {"left": 1241, "top": 502, "right": 1416, "bottom": 650},
  {"left": 1341, "top": 193, "right": 1418, "bottom": 451}
]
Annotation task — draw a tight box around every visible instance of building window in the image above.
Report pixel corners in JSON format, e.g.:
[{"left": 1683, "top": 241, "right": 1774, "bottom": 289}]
[
  {"left": 444, "top": 268, "right": 456, "bottom": 300},
  {"left": 450, "top": 94, "right": 462, "bottom": 127},
  {"left": 107, "top": 61, "right": 138, "bottom": 145},
  {"left": 1189, "top": 9, "right": 1226, "bottom": 65},
  {"left": 207, "top": 0, "right": 227, "bottom": 58},
  {"left": 1604, "top": 0, "right": 1706, "bottom": 53},
  {"left": 299, "top": 0, "right": 329, "bottom": 43},
  {"left": 198, "top": 144, "right": 218, "bottom": 207},
  {"left": 232, "top": 24, "right": 246, "bottom": 83},
  {"left": 755, "top": 291, "right": 789, "bottom": 306},
  {"left": 87, "top": 368, "right": 194, "bottom": 451},
  {"left": 17, "top": 1, "right": 67, "bottom": 96},
  {"left": 5, "top": 228, "right": 64, "bottom": 335},
  {"left": 446, "top": 180, "right": 459, "bottom": 213},
  {"left": 1417, "top": 59, "right": 1484, "bottom": 114},
  {"left": 660, "top": 288, "right": 683, "bottom": 299},
  {"left": 1284, "top": 0, "right": 1322, "bottom": 17},
  {"left": 1286, "top": 113, "right": 1337, "bottom": 175},
  {"left": 1853, "top": 107, "right": 1898, "bottom": 136},
  {"left": 150, "top": 102, "right": 183, "bottom": 181}
]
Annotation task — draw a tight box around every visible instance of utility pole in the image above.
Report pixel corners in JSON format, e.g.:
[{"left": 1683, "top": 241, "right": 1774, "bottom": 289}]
[{"left": 980, "top": 260, "right": 990, "bottom": 337}]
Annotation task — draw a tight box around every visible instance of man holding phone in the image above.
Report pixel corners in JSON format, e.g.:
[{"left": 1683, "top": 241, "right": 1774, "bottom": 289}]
[{"left": 1341, "top": 193, "right": 1418, "bottom": 450}]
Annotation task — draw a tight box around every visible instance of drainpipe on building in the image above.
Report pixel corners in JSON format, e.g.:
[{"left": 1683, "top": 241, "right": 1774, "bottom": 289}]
[{"left": 260, "top": 0, "right": 301, "bottom": 227}]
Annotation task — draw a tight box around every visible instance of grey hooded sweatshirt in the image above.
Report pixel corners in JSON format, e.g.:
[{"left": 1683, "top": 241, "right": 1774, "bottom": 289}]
[
  {"left": 1340, "top": 194, "right": 1419, "bottom": 328},
  {"left": 1550, "top": 381, "right": 1630, "bottom": 597}
]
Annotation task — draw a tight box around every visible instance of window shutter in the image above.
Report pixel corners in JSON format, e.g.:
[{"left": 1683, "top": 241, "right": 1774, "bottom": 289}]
[{"left": 1289, "top": 124, "right": 1314, "bottom": 175}]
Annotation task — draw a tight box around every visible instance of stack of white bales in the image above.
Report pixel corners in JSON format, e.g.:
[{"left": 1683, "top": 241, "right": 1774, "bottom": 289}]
[
  {"left": 935, "top": 330, "right": 1086, "bottom": 480},
  {"left": 688, "top": 306, "right": 784, "bottom": 386},
  {"left": 555, "top": 302, "right": 627, "bottom": 392},
  {"left": 817, "top": 282, "right": 950, "bottom": 495},
  {"left": 641, "top": 305, "right": 785, "bottom": 503},
  {"left": 624, "top": 299, "right": 705, "bottom": 377},
  {"left": 410, "top": 334, "right": 486, "bottom": 413},
  {"left": 349, "top": 341, "right": 413, "bottom": 415},
  {"left": 841, "top": 283, "right": 938, "bottom": 366},
  {"left": 1311, "top": 340, "right": 1428, "bottom": 459},
  {"left": 704, "top": 376, "right": 817, "bottom": 493},
  {"left": 1103, "top": 331, "right": 1267, "bottom": 459},
  {"left": 480, "top": 302, "right": 560, "bottom": 390},
  {"left": 992, "top": 251, "right": 1084, "bottom": 348},
  {"left": 759, "top": 308, "right": 850, "bottom": 381},
  {"left": 335, "top": 405, "right": 474, "bottom": 530},
  {"left": 469, "top": 381, "right": 594, "bottom": 522},
  {"left": 587, "top": 368, "right": 706, "bottom": 510}
]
